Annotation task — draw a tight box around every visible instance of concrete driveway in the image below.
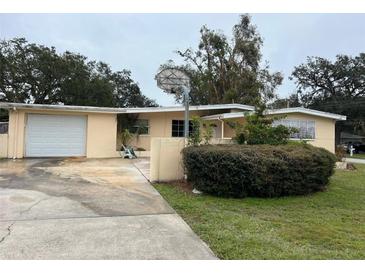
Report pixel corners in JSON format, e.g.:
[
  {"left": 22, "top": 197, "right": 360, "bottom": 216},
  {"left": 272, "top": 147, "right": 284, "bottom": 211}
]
[{"left": 0, "top": 158, "right": 215, "bottom": 259}]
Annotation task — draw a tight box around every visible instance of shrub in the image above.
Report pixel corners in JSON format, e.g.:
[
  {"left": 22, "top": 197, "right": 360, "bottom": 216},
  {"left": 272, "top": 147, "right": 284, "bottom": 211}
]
[
  {"left": 119, "top": 129, "right": 133, "bottom": 147},
  {"left": 227, "top": 112, "right": 297, "bottom": 145},
  {"left": 227, "top": 119, "right": 247, "bottom": 144},
  {"left": 202, "top": 121, "right": 215, "bottom": 145},
  {"left": 188, "top": 116, "right": 215, "bottom": 146},
  {"left": 188, "top": 116, "right": 202, "bottom": 146},
  {"left": 182, "top": 144, "right": 336, "bottom": 198}
]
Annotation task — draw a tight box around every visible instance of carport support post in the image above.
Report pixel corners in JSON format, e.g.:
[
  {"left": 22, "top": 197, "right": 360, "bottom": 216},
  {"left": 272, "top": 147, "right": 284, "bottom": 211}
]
[{"left": 183, "top": 86, "right": 190, "bottom": 143}]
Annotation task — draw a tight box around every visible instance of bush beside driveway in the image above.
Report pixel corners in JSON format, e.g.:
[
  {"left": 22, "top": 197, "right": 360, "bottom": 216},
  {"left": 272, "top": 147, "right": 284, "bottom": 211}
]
[
  {"left": 154, "top": 164, "right": 365, "bottom": 259},
  {"left": 182, "top": 144, "right": 336, "bottom": 198}
]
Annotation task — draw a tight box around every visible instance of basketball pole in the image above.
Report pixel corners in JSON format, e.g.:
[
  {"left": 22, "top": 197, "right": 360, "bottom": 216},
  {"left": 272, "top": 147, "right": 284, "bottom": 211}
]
[{"left": 183, "top": 86, "right": 190, "bottom": 141}]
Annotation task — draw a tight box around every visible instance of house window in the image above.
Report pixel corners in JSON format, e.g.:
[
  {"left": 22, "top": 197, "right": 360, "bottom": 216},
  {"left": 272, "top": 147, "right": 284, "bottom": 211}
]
[
  {"left": 171, "top": 120, "right": 193, "bottom": 137},
  {"left": 273, "top": 119, "right": 316, "bottom": 139},
  {"left": 130, "top": 119, "right": 149, "bottom": 135},
  {"left": 0, "top": 122, "right": 8, "bottom": 134}
]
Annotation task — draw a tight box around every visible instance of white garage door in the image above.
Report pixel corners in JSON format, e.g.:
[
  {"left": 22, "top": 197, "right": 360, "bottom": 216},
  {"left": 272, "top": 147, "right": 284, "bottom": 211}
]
[{"left": 26, "top": 114, "right": 87, "bottom": 157}]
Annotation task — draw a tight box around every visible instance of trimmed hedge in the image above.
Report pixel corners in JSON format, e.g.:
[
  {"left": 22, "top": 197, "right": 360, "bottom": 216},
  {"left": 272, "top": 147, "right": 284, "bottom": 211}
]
[{"left": 182, "top": 144, "right": 336, "bottom": 198}]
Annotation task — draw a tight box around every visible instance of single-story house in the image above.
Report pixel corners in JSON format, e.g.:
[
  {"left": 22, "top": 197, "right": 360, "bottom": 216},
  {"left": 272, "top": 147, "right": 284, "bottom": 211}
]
[{"left": 0, "top": 102, "right": 346, "bottom": 158}]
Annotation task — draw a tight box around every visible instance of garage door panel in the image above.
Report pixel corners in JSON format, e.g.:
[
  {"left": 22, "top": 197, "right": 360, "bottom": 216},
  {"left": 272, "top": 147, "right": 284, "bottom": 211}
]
[{"left": 26, "top": 114, "right": 87, "bottom": 157}]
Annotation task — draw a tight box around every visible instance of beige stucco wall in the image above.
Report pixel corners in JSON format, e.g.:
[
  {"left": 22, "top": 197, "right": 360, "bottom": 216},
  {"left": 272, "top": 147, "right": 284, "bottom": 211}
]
[
  {"left": 222, "top": 118, "right": 244, "bottom": 138},
  {"left": 131, "top": 112, "right": 336, "bottom": 153},
  {"left": 7, "top": 109, "right": 26, "bottom": 159},
  {"left": 0, "top": 134, "right": 8, "bottom": 157},
  {"left": 130, "top": 110, "right": 207, "bottom": 151},
  {"left": 7, "top": 109, "right": 117, "bottom": 158},
  {"left": 86, "top": 113, "right": 117, "bottom": 158},
  {"left": 150, "top": 137, "right": 185, "bottom": 182}
]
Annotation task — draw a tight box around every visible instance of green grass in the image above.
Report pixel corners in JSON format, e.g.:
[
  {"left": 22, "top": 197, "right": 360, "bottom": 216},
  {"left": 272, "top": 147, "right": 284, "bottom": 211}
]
[
  {"left": 154, "top": 165, "right": 365, "bottom": 259},
  {"left": 347, "top": 153, "right": 365, "bottom": 159}
]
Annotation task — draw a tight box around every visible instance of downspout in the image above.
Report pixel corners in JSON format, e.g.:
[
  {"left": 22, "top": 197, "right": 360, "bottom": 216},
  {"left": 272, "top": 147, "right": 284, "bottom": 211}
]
[{"left": 12, "top": 107, "right": 18, "bottom": 160}]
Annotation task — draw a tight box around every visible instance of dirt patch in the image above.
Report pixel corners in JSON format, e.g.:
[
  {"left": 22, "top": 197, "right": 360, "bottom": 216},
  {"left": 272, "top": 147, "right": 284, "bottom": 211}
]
[
  {"left": 347, "top": 163, "right": 357, "bottom": 170},
  {"left": 155, "top": 179, "right": 194, "bottom": 194},
  {"left": 336, "top": 161, "right": 357, "bottom": 170}
]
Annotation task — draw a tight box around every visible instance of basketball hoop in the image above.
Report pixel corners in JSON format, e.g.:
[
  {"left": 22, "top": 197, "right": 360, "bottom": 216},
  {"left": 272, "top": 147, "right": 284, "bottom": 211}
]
[
  {"left": 155, "top": 68, "right": 191, "bottom": 139},
  {"left": 155, "top": 68, "right": 190, "bottom": 94}
]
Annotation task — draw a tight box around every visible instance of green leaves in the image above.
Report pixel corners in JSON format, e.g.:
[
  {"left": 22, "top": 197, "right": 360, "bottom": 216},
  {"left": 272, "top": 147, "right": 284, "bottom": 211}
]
[
  {"left": 187, "top": 116, "right": 215, "bottom": 146},
  {"left": 188, "top": 116, "right": 203, "bottom": 146},
  {"left": 182, "top": 144, "right": 336, "bottom": 198},
  {"left": 163, "top": 14, "right": 282, "bottom": 107},
  {"left": 0, "top": 38, "right": 157, "bottom": 108},
  {"left": 291, "top": 54, "right": 365, "bottom": 137},
  {"left": 227, "top": 112, "right": 294, "bottom": 145}
]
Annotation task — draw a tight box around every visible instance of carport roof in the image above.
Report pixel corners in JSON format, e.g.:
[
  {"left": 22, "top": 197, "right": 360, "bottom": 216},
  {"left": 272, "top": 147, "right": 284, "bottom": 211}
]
[
  {"left": 0, "top": 102, "right": 255, "bottom": 114},
  {"left": 201, "top": 107, "right": 347, "bottom": 121},
  {"left": 265, "top": 107, "right": 347, "bottom": 121},
  {"left": 201, "top": 112, "right": 247, "bottom": 120}
]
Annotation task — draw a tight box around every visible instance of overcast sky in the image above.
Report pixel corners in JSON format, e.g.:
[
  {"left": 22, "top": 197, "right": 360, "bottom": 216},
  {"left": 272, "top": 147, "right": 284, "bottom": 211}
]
[{"left": 1, "top": 13, "right": 364, "bottom": 106}]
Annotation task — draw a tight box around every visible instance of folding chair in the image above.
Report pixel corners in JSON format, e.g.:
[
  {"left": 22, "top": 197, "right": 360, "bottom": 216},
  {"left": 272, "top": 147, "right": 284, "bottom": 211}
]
[{"left": 120, "top": 144, "right": 137, "bottom": 159}]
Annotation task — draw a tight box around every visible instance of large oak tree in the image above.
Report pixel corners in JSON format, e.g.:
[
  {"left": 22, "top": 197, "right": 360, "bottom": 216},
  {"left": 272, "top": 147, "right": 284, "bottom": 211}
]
[{"left": 290, "top": 54, "right": 365, "bottom": 138}]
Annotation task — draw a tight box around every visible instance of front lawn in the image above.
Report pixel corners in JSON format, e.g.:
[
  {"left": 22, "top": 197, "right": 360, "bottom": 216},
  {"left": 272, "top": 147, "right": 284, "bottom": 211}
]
[
  {"left": 347, "top": 153, "right": 365, "bottom": 159},
  {"left": 154, "top": 165, "right": 365, "bottom": 259}
]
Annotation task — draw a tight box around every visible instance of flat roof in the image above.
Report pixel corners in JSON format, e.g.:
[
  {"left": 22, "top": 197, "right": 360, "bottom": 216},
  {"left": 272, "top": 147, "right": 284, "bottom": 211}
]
[
  {"left": 202, "top": 107, "right": 347, "bottom": 121},
  {"left": 201, "top": 112, "right": 247, "bottom": 120},
  {"left": 265, "top": 107, "right": 347, "bottom": 121},
  {"left": 0, "top": 102, "right": 255, "bottom": 114},
  {"left": 0, "top": 102, "right": 346, "bottom": 120}
]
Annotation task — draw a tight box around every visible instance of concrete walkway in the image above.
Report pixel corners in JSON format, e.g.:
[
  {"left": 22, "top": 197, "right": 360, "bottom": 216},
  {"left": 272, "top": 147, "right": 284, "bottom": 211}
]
[
  {"left": 344, "top": 158, "right": 365, "bottom": 164},
  {"left": 0, "top": 158, "right": 216, "bottom": 259},
  {"left": 132, "top": 158, "right": 151, "bottom": 181}
]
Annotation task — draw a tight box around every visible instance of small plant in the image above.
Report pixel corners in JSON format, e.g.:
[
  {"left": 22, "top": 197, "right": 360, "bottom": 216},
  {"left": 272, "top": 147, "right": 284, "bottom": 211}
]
[
  {"left": 117, "top": 114, "right": 139, "bottom": 150},
  {"left": 119, "top": 129, "right": 133, "bottom": 147},
  {"left": 188, "top": 116, "right": 216, "bottom": 146},
  {"left": 188, "top": 116, "right": 202, "bottom": 146},
  {"left": 226, "top": 120, "right": 247, "bottom": 144},
  {"left": 202, "top": 121, "right": 215, "bottom": 145},
  {"left": 227, "top": 112, "right": 297, "bottom": 145}
]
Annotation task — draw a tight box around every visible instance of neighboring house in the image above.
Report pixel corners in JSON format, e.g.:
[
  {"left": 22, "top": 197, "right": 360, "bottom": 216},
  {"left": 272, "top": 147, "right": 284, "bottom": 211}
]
[{"left": 0, "top": 102, "right": 346, "bottom": 159}]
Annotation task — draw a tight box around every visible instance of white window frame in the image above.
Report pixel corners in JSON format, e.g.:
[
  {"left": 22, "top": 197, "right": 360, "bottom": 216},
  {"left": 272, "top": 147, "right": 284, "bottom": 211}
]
[{"left": 273, "top": 119, "right": 316, "bottom": 140}]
